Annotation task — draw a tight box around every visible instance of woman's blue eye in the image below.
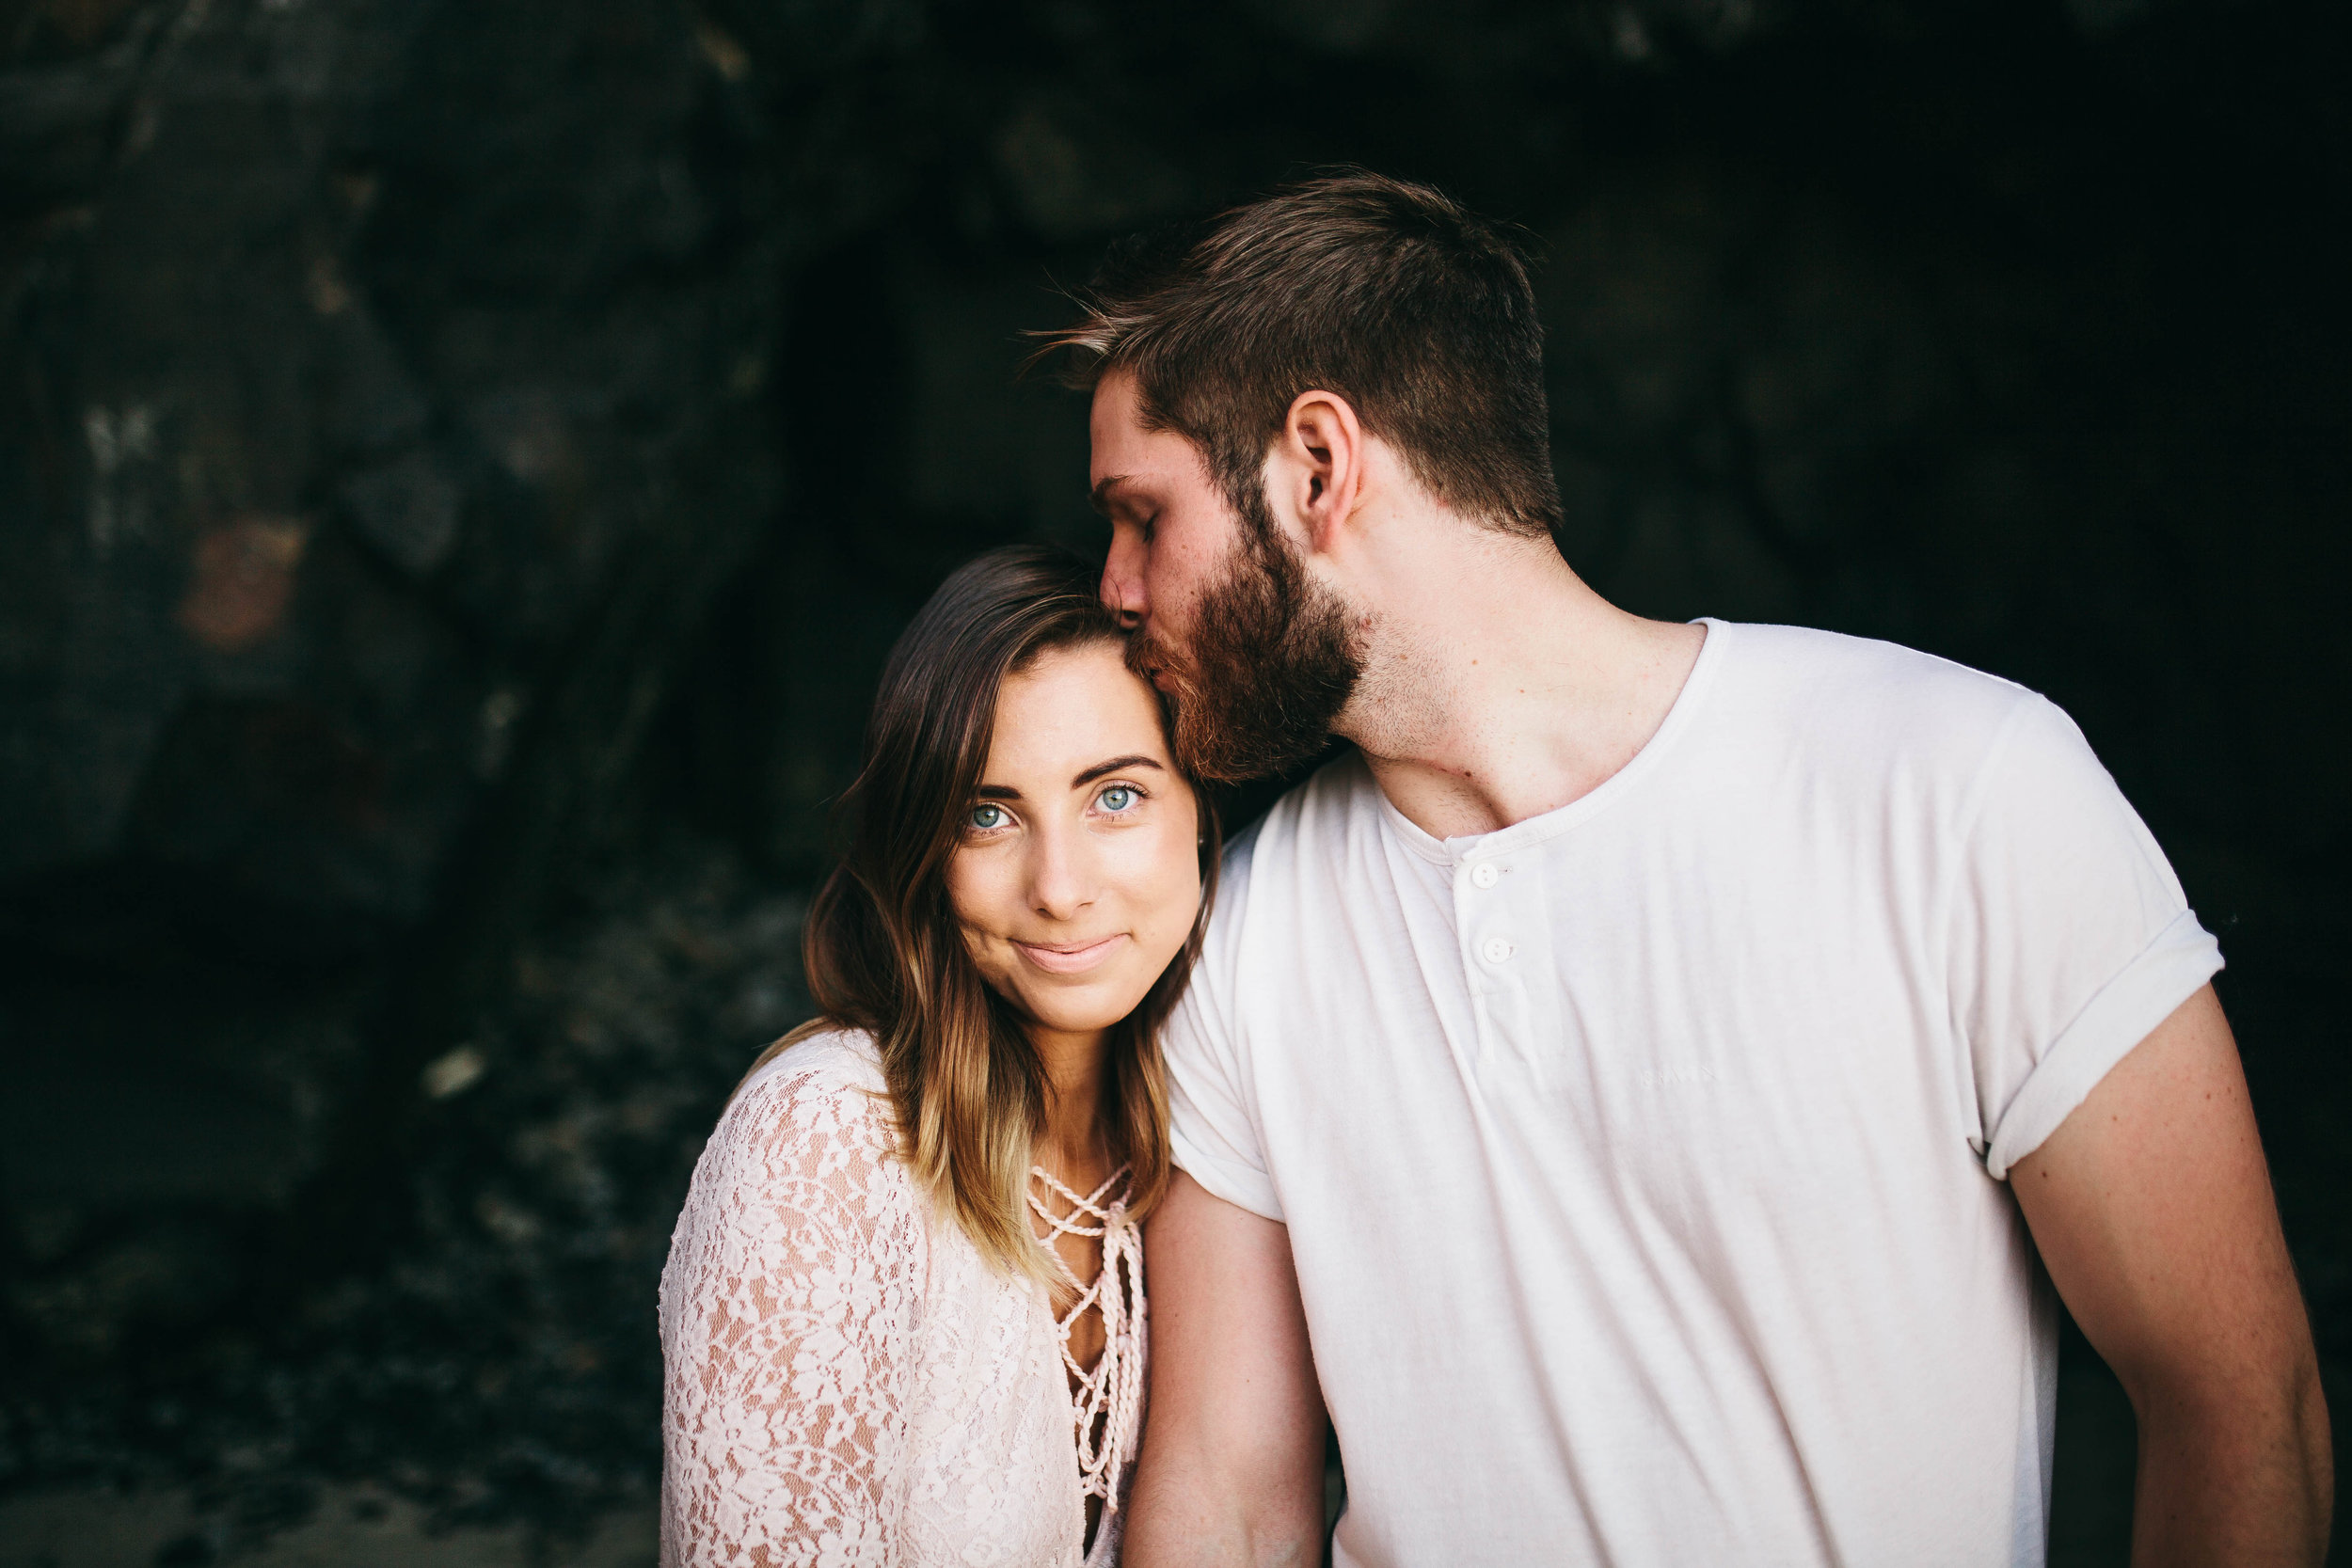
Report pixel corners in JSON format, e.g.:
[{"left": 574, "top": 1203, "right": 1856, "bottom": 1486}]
[
  {"left": 1098, "top": 784, "right": 1139, "bottom": 813},
  {"left": 968, "top": 803, "right": 1007, "bottom": 831}
]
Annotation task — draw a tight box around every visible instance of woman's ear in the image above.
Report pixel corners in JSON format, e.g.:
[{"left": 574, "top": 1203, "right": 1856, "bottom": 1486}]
[{"left": 1268, "top": 388, "right": 1367, "bottom": 556}]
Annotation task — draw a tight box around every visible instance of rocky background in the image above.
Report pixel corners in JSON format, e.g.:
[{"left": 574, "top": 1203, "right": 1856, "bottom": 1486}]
[{"left": 1, "top": 0, "right": 2345, "bottom": 1560}]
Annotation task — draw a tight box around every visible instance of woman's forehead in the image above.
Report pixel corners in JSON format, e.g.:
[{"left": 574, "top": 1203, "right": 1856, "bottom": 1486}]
[{"left": 987, "top": 643, "right": 1168, "bottom": 779}]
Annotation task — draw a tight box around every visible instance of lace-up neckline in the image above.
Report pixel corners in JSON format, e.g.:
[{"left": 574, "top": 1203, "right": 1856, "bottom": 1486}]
[{"left": 1028, "top": 1163, "right": 1145, "bottom": 1535}]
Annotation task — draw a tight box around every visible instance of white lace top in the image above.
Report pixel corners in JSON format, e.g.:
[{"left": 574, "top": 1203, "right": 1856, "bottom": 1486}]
[{"left": 658, "top": 1029, "right": 1146, "bottom": 1567}]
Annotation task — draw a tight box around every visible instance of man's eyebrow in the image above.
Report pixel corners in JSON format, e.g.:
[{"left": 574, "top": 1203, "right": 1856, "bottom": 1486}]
[
  {"left": 1073, "top": 754, "right": 1165, "bottom": 787},
  {"left": 1089, "top": 474, "right": 1135, "bottom": 517}
]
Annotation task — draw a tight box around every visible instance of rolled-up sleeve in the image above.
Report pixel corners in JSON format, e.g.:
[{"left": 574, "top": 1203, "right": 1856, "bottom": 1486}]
[{"left": 1949, "top": 695, "right": 2224, "bottom": 1180}]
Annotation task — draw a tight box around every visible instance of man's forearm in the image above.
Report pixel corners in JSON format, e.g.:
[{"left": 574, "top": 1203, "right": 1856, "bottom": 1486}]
[
  {"left": 1130, "top": 1175, "right": 1329, "bottom": 1568},
  {"left": 1124, "top": 1449, "right": 1322, "bottom": 1568},
  {"left": 2128, "top": 1365, "right": 2332, "bottom": 1568}
]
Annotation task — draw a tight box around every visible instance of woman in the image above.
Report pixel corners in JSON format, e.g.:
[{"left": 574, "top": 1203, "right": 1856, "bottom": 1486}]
[{"left": 658, "top": 546, "right": 1216, "bottom": 1566}]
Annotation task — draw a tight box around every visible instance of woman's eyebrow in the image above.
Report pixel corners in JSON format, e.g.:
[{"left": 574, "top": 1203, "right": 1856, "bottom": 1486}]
[
  {"left": 1072, "top": 754, "right": 1165, "bottom": 787},
  {"left": 974, "top": 784, "right": 1024, "bottom": 800}
]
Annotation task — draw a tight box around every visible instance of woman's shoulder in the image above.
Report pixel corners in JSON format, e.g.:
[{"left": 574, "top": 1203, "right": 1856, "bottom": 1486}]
[
  {"left": 665, "top": 1026, "right": 930, "bottom": 1338},
  {"left": 739, "top": 1022, "right": 889, "bottom": 1103},
  {"left": 707, "top": 1025, "right": 905, "bottom": 1191}
]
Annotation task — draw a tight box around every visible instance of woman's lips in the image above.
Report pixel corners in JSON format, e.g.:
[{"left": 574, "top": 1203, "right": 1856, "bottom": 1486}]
[{"left": 1014, "top": 934, "right": 1128, "bottom": 974}]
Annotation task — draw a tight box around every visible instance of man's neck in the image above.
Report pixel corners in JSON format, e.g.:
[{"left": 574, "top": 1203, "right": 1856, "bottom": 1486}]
[{"left": 1333, "top": 529, "right": 1706, "bottom": 841}]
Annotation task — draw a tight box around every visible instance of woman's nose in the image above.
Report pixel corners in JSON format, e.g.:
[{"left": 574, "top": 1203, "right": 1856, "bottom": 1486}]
[{"left": 1027, "top": 826, "right": 1096, "bottom": 921}]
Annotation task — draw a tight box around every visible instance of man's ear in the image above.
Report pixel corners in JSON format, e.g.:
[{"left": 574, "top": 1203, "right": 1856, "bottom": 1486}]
[{"left": 1268, "top": 389, "right": 1366, "bottom": 556}]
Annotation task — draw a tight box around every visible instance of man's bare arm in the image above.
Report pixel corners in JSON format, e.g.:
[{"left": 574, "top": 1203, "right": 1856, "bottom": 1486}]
[
  {"left": 1126, "top": 1170, "right": 1327, "bottom": 1568},
  {"left": 2011, "top": 984, "right": 2331, "bottom": 1567}
]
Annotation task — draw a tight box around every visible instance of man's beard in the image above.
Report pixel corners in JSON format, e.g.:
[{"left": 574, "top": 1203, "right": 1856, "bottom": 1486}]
[{"left": 1126, "top": 515, "right": 1363, "bottom": 785}]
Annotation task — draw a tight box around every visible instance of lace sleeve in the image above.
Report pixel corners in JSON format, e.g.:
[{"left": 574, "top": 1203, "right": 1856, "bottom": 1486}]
[{"left": 660, "top": 1061, "right": 929, "bottom": 1567}]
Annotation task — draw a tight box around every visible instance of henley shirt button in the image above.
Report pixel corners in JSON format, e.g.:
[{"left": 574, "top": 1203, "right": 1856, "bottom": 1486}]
[
  {"left": 1481, "top": 936, "right": 1515, "bottom": 964},
  {"left": 1470, "top": 862, "right": 1501, "bottom": 889}
]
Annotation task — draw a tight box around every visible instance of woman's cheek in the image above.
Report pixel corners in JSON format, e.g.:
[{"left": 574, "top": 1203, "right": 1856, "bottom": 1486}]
[
  {"left": 1149, "top": 831, "right": 1199, "bottom": 955},
  {"left": 959, "top": 855, "right": 1015, "bottom": 930}
]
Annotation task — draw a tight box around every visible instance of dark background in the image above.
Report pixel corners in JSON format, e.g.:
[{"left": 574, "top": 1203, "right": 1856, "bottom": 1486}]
[{"left": 1, "top": 0, "right": 2345, "bottom": 1560}]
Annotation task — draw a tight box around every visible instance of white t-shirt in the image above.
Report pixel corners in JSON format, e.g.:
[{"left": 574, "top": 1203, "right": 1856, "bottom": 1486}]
[{"left": 1163, "top": 618, "right": 2222, "bottom": 1568}]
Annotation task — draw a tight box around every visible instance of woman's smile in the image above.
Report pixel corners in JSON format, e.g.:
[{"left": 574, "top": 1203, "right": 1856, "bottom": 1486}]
[{"left": 1013, "top": 933, "right": 1131, "bottom": 974}]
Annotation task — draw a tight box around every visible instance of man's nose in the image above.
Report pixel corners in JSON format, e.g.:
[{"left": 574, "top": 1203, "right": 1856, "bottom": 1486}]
[{"left": 1101, "top": 526, "right": 1147, "bottom": 630}]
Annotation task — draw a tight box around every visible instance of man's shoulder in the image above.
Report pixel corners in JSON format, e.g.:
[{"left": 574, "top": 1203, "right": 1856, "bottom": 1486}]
[
  {"left": 1216, "top": 752, "right": 1380, "bottom": 880},
  {"left": 1717, "top": 619, "right": 2027, "bottom": 703},
  {"left": 1709, "top": 619, "right": 2040, "bottom": 764},
  {"left": 1194, "top": 753, "right": 1379, "bottom": 963}
]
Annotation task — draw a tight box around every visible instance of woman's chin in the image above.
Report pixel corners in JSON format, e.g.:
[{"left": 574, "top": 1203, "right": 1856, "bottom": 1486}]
[{"left": 1013, "top": 975, "right": 1155, "bottom": 1042}]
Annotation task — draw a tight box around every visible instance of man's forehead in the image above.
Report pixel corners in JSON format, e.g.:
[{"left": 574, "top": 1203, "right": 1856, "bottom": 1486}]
[
  {"left": 1089, "top": 381, "right": 1203, "bottom": 499},
  {"left": 1087, "top": 441, "right": 1171, "bottom": 505},
  {"left": 1087, "top": 374, "right": 1148, "bottom": 468}
]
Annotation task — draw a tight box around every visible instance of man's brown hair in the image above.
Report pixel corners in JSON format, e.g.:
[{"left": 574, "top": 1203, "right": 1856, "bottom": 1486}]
[{"left": 1043, "top": 168, "right": 1562, "bottom": 541}]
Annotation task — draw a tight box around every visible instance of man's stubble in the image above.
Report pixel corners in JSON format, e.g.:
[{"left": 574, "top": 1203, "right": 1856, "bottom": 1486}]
[{"left": 1124, "top": 497, "right": 1364, "bottom": 785}]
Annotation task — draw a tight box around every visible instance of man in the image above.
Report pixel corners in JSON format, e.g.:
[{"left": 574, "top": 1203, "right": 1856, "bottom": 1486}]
[{"left": 1046, "top": 172, "right": 2331, "bottom": 1565}]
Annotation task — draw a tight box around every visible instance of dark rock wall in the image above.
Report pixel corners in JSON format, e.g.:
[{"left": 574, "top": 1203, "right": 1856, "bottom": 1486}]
[
  {"left": 1, "top": 0, "right": 2345, "bottom": 1545},
  {"left": 0, "top": 0, "right": 800, "bottom": 1517}
]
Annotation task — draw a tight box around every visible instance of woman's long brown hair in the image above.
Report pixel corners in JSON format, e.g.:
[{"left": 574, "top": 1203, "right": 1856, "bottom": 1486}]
[{"left": 739, "top": 546, "right": 1218, "bottom": 1280}]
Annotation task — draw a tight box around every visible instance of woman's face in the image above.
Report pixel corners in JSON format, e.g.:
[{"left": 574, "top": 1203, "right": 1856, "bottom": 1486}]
[{"left": 946, "top": 639, "right": 1201, "bottom": 1052}]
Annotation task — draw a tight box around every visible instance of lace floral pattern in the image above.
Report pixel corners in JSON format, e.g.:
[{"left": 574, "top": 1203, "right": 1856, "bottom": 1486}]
[{"left": 659, "top": 1031, "right": 1130, "bottom": 1567}]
